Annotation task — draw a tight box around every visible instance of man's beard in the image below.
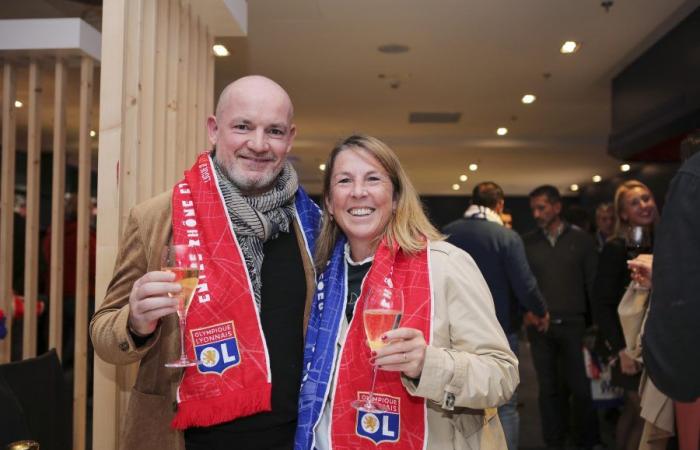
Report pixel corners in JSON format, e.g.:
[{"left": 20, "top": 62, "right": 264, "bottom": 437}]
[{"left": 214, "top": 152, "right": 282, "bottom": 195}]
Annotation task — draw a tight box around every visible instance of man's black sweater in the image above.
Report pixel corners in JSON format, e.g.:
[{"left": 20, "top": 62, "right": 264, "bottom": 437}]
[{"left": 522, "top": 224, "right": 597, "bottom": 318}]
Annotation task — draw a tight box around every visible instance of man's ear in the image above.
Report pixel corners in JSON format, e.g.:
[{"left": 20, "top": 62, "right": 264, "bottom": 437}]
[
  {"left": 496, "top": 199, "right": 505, "bottom": 214},
  {"left": 286, "top": 124, "right": 297, "bottom": 154},
  {"left": 206, "top": 116, "right": 218, "bottom": 147}
]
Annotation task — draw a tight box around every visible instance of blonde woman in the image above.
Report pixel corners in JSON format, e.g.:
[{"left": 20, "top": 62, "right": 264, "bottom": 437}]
[
  {"left": 593, "top": 180, "right": 658, "bottom": 450},
  {"left": 295, "top": 135, "right": 518, "bottom": 449}
]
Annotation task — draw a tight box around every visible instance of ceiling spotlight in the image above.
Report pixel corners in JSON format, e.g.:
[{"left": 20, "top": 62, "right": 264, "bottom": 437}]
[
  {"left": 521, "top": 94, "right": 536, "bottom": 104},
  {"left": 319, "top": 163, "right": 326, "bottom": 172},
  {"left": 592, "top": 175, "right": 602, "bottom": 183},
  {"left": 452, "top": 184, "right": 460, "bottom": 191},
  {"left": 468, "top": 163, "right": 478, "bottom": 172},
  {"left": 14, "top": 100, "right": 22, "bottom": 108},
  {"left": 496, "top": 127, "right": 508, "bottom": 136},
  {"left": 212, "top": 44, "right": 230, "bottom": 57},
  {"left": 560, "top": 41, "right": 580, "bottom": 54},
  {"left": 459, "top": 174, "right": 468, "bottom": 182},
  {"left": 620, "top": 163, "right": 631, "bottom": 172},
  {"left": 570, "top": 184, "right": 580, "bottom": 192},
  {"left": 89, "top": 130, "right": 96, "bottom": 138}
]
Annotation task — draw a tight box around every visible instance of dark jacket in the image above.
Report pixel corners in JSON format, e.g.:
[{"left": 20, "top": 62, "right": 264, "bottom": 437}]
[
  {"left": 523, "top": 223, "right": 597, "bottom": 319},
  {"left": 643, "top": 152, "right": 700, "bottom": 402},
  {"left": 444, "top": 217, "right": 547, "bottom": 333},
  {"left": 593, "top": 237, "right": 629, "bottom": 353}
]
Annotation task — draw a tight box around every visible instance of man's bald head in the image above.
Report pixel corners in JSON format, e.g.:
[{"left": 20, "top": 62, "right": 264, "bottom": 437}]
[
  {"left": 215, "top": 75, "right": 294, "bottom": 122},
  {"left": 207, "top": 75, "right": 296, "bottom": 195}
]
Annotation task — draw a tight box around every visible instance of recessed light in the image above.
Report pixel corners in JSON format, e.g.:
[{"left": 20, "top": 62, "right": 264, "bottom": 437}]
[
  {"left": 521, "top": 94, "right": 536, "bottom": 104},
  {"left": 212, "top": 44, "right": 230, "bottom": 57},
  {"left": 496, "top": 127, "right": 508, "bottom": 136},
  {"left": 459, "top": 174, "right": 468, "bottom": 182},
  {"left": 452, "top": 184, "right": 460, "bottom": 191},
  {"left": 560, "top": 41, "right": 580, "bottom": 54},
  {"left": 319, "top": 163, "right": 326, "bottom": 172},
  {"left": 592, "top": 175, "right": 602, "bottom": 183},
  {"left": 570, "top": 184, "right": 579, "bottom": 192},
  {"left": 620, "top": 164, "right": 630, "bottom": 172},
  {"left": 90, "top": 130, "right": 96, "bottom": 138},
  {"left": 14, "top": 100, "right": 22, "bottom": 108},
  {"left": 468, "top": 163, "right": 478, "bottom": 172},
  {"left": 378, "top": 44, "right": 410, "bottom": 54}
]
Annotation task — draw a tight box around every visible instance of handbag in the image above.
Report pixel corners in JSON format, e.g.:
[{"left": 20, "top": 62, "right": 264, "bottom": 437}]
[{"left": 617, "top": 284, "right": 650, "bottom": 361}]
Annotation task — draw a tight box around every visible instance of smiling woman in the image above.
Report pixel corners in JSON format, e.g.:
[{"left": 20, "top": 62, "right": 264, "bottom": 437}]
[
  {"left": 295, "top": 134, "right": 519, "bottom": 450},
  {"left": 593, "top": 179, "right": 659, "bottom": 450}
]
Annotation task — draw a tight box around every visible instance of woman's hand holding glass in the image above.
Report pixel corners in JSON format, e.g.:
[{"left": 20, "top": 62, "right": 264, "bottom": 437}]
[
  {"left": 627, "top": 254, "right": 653, "bottom": 290},
  {"left": 371, "top": 327, "right": 427, "bottom": 379}
]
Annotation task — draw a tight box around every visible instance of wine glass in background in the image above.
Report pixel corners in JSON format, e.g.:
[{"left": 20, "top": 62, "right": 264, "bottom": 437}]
[
  {"left": 351, "top": 286, "right": 404, "bottom": 412},
  {"left": 625, "top": 225, "right": 652, "bottom": 290},
  {"left": 162, "top": 244, "right": 201, "bottom": 368}
]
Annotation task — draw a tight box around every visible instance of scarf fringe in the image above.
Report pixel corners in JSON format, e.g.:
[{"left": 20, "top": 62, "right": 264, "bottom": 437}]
[{"left": 171, "top": 384, "right": 272, "bottom": 430}]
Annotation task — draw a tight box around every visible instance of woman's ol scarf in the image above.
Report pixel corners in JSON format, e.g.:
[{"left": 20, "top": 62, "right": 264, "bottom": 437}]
[
  {"left": 170, "top": 152, "right": 319, "bottom": 429},
  {"left": 295, "top": 238, "right": 433, "bottom": 449}
]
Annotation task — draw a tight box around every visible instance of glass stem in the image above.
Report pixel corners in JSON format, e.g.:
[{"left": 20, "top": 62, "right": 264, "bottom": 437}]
[
  {"left": 178, "top": 313, "right": 187, "bottom": 360},
  {"left": 367, "top": 365, "right": 379, "bottom": 407}
]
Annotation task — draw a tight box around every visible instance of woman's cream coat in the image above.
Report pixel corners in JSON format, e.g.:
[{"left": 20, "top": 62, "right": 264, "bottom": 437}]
[{"left": 316, "top": 241, "right": 519, "bottom": 449}]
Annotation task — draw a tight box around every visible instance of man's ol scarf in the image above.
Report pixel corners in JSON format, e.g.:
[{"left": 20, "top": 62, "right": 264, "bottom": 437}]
[
  {"left": 213, "top": 160, "right": 297, "bottom": 309},
  {"left": 170, "top": 152, "right": 319, "bottom": 429},
  {"left": 464, "top": 204, "right": 504, "bottom": 225},
  {"left": 295, "top": 238, "right": 433, "bottom": 449}
]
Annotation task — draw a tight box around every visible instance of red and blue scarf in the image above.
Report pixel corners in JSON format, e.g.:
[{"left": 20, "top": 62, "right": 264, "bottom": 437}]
[
  {"left": 170, "top": 152, "right": 319, "bottom": 429},
  {"left": 295, "top": 239, "right": 433, "bottom": 449}
]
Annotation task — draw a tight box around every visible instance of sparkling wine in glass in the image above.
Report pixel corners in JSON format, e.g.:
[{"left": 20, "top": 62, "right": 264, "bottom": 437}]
[
  {"left": 351, "top": 285, "right": 404, "bottom": 412},
  {"left": 162, "top": 244, "right": 201, "bottom": 368},
  {"left": 625, "top": 225, "right": 652, "bottom": 290}
]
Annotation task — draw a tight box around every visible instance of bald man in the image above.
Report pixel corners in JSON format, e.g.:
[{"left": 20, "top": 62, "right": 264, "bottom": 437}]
[{"left": 91, "top": 76, "right": 320, "bottom": 450}]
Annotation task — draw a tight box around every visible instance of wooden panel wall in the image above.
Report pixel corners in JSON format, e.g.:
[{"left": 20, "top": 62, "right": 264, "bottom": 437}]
[
  {"left": 94, "top": 0, "right": 215, "bottom": 448},
  {"left": 49, "top": 58, "right": 67, "bottom": 359},
  {"left": 0, "top": 63, "right": 17, "bottom": 363},
  {"left": 22, "top": 60, "right": 42, "bottom": 359},
  {"left": 0, "top": 53, "right": 97, "bottom": 449}
]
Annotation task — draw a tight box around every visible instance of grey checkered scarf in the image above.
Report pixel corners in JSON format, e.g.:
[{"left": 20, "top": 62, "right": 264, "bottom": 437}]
[{"left": 213, "top": 159, "right": 298, "bottom": 309}]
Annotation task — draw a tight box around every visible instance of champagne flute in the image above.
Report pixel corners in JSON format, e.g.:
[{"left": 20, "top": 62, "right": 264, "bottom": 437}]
[
  {"left": 625, "top": 225, "right": 652, "bottom": 291},
  {"left": 351, "top": 286, "right": 404, "bottom": 412},
  {"left": 162, "top": 244, "right": 200, "bottom": 368}
]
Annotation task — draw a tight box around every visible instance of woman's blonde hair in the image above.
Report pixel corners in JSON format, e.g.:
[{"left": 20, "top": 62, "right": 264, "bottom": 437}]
[
  {"left": 314, "top": 134, "right": 443, "bottom": 272},
  {"left": 612, "top": 179, "right": 656, "bottom": 239}
]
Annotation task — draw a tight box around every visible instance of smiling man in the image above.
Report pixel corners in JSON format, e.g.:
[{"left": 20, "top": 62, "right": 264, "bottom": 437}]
[{"left": 90, "top": 76, "right": 320, "bottom": 450}]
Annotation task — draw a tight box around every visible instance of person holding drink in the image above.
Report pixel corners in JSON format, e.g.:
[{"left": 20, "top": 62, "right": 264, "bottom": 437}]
[
  {"left": 90, "top": 76, "right": 321, "bottom": 450},
  {"left": 593, "top": 179, "right": 658, "bottom": 450},
  {"left": 295, "top": 135, "right": 518, "bottom": 449}
]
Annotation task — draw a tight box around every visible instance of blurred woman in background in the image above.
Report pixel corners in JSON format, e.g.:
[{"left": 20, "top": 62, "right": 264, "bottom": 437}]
[{"left": 593, "top": 180, "right": 658, "bottom": 450}]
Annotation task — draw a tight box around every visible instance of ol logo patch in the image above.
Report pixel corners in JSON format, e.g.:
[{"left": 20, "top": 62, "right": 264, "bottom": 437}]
[
  {"left": 191, "top": 321, "right": 241, "bottom": 375},
  {"left": 355, "top": 392, "right": 400, "bottom": 444}
]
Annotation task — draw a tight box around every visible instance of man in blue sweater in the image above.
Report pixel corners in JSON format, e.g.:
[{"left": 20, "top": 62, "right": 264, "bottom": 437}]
[{"left": 443, "top": 181, "right": 548, "bottom": 450}]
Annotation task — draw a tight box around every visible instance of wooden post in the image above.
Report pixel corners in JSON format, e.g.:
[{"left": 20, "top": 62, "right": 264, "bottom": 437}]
[
  {"left": 49, "top": 58, "right": 67, "bottom": 358},
  {"left": 165, "top": 0, "right": 180, "bottom": 186},
  {"left": 153, "top": 0, "right": 170, "bottom": 194},
  {"left": 93, "top": 2, "right": 126, "bottom": 449},
  {"left": 22, "top": 60, "right": 42, "bottom": 359},
  {"left": 74, "top": 55, "right": 94, "bottom": 450},
  {"left": 176, "top": 3, "right": 190, "bottom": 178},
  {"left": 0, "top": 62, "right": 17, "bottom": 363}
]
